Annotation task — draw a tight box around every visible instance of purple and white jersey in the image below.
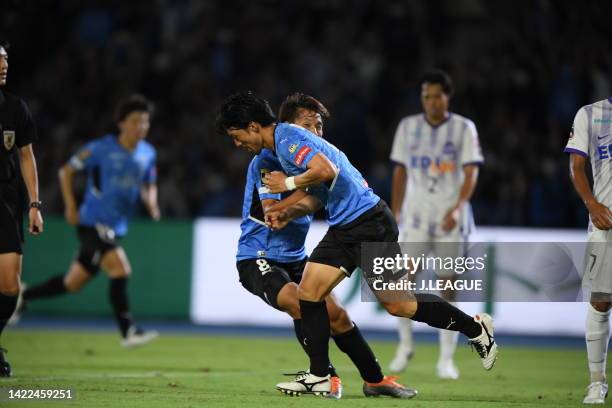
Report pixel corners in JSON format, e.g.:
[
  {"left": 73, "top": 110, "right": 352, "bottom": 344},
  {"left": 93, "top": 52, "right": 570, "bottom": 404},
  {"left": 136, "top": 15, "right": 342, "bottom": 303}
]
[
  {"left": 565, "top": 98, "right": 612, "bottom": 232},
  {"left": 390, "top": 113, "right": 483, "bottom": 237}
]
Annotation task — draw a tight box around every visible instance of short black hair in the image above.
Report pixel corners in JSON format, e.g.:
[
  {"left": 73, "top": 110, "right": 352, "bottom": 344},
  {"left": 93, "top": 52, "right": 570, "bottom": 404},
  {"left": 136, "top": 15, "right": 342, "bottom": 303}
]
[
  {"left": 278, "top": 93, "right": 330, "bottom": 123},
  {"left": 114, "top": 94, "right": 154, "bottom": 123},
  {"left": 215, "top": 91, "right": 277, "bottom": 135},
  {"left": 420, "top": 69, "right": 454, "bottom": 96},
  {"left": 0, "top": 38, "right": 9, "bottom": 51}
]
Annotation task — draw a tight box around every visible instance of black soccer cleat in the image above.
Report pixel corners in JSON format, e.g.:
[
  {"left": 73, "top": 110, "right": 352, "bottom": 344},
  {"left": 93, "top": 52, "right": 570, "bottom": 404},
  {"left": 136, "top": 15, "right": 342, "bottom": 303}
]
[{"left": 0, "top": 348, "right": 12, "bottom": 377}]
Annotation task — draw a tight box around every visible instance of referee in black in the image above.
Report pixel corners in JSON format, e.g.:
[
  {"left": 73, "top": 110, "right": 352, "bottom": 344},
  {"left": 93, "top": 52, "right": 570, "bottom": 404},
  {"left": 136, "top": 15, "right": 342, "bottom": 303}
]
[{"left": 0, "top": 39, "right": 44, "bottom": 377}]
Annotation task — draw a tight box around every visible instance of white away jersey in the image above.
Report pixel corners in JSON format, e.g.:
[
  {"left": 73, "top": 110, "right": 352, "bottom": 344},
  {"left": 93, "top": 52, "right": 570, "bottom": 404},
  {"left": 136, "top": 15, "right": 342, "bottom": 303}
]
[
  {"left": 390, "top": 113, "right": 483, "bottom": 237},
  {"left": 565, "top": 98, "right": 612, "bottom": 232}
]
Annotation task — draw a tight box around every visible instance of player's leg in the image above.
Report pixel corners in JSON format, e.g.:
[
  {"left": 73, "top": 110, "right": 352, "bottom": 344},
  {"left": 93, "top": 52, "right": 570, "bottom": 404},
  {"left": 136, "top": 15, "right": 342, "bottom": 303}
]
[
  {"left": 100, "top": 246, "right": 157, "bottom": 347},
  {"left": 583, "top": 232, "right": 611, "bottom": 404},
  {"left": 432, "top": 237, "right": 463, "bottom": 380},
  {"left": 0, "top": 252, "right": 21, "bottom": 377},
  {"left": 326, "top": 292, "right": 417, "bottom": 399}
]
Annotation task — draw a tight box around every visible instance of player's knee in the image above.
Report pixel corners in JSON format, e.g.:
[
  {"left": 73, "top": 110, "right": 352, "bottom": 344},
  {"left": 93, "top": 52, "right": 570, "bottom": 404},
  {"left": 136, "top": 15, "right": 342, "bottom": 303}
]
[
  {"left": 382, "top": 301, "right": 417, "bottom": 318},
  {"left": 0, "top": 281, "right": 21, "bottom": 296},
  {"left": 297, "top": 283, "right": 325, "bottom": 302},
  {"left": 329, "top": 306, "right": 352, "bottom": 334},
  {"left": 591, "top": 301, "right": 612, "bottom": 313},
  {"left": 277, "top": 287, "right": 301, "bottom": 319}
]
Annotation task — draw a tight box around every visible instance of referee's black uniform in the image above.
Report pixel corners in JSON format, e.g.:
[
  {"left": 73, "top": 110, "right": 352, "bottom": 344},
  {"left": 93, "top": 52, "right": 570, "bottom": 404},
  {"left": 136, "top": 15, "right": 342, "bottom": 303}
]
[{"left": 0, "top": 88, "right": 37, "bottom": 255}]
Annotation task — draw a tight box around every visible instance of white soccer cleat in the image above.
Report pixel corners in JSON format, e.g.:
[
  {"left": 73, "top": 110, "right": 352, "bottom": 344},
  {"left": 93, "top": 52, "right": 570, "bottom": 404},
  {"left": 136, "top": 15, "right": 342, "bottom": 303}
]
[
  {"left": 121, "top": 326, "right": 159, "bottom": 348},
  {"left": 276, "top": 372, "right": 331, "bottom": 396},
  {"left": 389, "top": 347, "right": 414, "bottom": 373},
  {"left": 437, "top": 359, "right": 459, "bottom": 380},
  {"left": 583, "top": 382, "right": 608, "bottom": 404},
  {"left": 468, "top": 313, "right": 498, "bottom": 370}
]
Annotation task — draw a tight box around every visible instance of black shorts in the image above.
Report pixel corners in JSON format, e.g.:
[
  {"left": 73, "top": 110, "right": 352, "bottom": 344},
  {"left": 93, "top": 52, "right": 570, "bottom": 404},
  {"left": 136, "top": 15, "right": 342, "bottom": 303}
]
[
  {"left": 76, "top": 225, "right": 121, "bottom": 275},
  {"left": 309, "top": 200, "right": 400, "bottom": 278},
  {"left": 236, "top": 257, "right": 307, "bottom": 311},
  {"left": 0, "top": 184, "right": 24, "bottom": 255}
]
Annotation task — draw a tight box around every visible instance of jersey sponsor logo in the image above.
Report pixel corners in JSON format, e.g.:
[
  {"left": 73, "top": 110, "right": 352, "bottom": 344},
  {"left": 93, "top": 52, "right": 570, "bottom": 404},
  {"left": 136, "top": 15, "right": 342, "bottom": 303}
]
[
  {"left": 410, "top": 156, "right": 457, "bottom": 173},
  {"left": 288, "top": 144, "right": 298, "bottom": 154},
  {"left": 3, "top": 130, "right": 15, "bottom": 150},
  {"left": 597, "top": 144, "right": 612, "bottom": 160},
  {"left": 295, "top": 146, "right": 312, "bottom": 166}
]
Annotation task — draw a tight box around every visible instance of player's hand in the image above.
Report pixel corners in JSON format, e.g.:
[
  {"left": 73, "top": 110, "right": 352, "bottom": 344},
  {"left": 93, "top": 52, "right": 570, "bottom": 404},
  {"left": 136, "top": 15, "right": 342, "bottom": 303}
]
[
  {"left": 149, "top": 204, "right": 161, "bottom": 221},
  {"left": 64, "top": 205, "right": 79, "bottom": 226},
  {"left": 263, "top": 171, "right": 289, "bottom": 193},
  {"left": 587, "top": 201, "right": 612, "bottom": 230},
  {"left": 265, "top": 210, "right": 290, "bottom": 230},
  {"left": 441, "top": 205, "right": 460, "bottom": 232},
  {"left": 28, "top": 208, "right": 44, "bottom": 235}
]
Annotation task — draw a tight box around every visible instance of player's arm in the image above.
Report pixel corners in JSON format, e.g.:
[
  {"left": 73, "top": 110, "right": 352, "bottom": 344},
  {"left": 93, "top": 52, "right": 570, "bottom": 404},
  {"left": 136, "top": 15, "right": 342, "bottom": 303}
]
[
  {"left": 141, "top": 183, "right": 161, "bottom": 221},
  {"left": 58, "top": 161, "right": 79, "bottom": 226},
  {"left": 263, "top": 153, "right": 337, "bottom": 193},
  {"left": 264, "top": 189, "right": 309, "bottom": 213},
  {"left": 18, "top": 144, "right": 43, "bottom": 234},
  {"left": 569, "top": 154, "right": 612, "bottom": 230},
  {"left": 266, "top": 194, "right": 322, "bottom": 230},
  {"left": 441, "top": 164, "right": 479, "bottom": 231},
  {"left": 391, "top": 163, "right": 407, "bottom": 221}
]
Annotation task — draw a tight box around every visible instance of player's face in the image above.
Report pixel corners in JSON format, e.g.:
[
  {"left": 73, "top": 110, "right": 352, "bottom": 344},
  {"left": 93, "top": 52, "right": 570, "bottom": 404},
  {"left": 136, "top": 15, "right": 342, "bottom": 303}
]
[
  {"left": 0, "top": 47, "right": 8, "bottom": 86},
  {"left": 119, "top": 111, "right": 151, "bottom": 140},
  {"left": 293, "top": 108, "right": 324, "bottom": 137},
  {"left": 421, "top": 83, "right": 449, "bottom": 120},
  {"left": 227, "top": 123, "right": 263, "bottom": 154}
]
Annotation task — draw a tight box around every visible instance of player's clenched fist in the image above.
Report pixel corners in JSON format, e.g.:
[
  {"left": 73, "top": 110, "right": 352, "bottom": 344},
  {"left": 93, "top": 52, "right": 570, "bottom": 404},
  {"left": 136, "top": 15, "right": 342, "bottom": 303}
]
[
  {"left": 586, "top": 201, "right": 612, "bottom": 230},
  {"left": 263, "top": 170, "right": 290, "bottom": 193}
]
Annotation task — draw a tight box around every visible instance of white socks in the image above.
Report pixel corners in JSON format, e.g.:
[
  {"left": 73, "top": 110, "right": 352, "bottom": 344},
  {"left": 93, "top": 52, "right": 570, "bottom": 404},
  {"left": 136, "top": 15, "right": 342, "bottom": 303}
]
[
  {"left": 439, "top": 329, "right": 459, "bottom": 362},
  {"left": 397, "top": 317, "right": 413, "bottom": 351},
  {"left": 586, "top": 305, "right": 610, "bottom": 383}
]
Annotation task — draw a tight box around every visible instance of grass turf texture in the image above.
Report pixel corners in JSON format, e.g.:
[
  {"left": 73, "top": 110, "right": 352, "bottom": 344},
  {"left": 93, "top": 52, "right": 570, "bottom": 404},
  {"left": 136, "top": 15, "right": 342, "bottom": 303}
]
[{"left": 1, "top": 329, "right": 590, "bottom": 407}]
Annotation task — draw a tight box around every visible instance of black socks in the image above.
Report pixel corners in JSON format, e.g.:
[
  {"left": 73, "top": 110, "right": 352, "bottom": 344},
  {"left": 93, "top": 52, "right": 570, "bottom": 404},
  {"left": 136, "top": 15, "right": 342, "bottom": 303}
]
[
  {"left": 411, "top": 293, "right": 481, "bottom": 338},
  {"left": 332, "top": 323, "right": 384, "bottom": 383},
  {"left": 23, "top": 275, "right": 66, "bottom": 300},
  {"left": 109, "top": 278, "right": 133, "bottom": 338}
]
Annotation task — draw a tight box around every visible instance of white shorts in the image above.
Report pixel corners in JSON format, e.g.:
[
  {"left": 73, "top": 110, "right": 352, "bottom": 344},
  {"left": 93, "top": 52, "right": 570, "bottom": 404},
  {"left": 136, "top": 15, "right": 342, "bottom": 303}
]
[
  {"left": 583, "top": 229, "right": 612, "bottom": 295},
  {"left": 399, "top": 225, "right": 467, "bottom": 278}
]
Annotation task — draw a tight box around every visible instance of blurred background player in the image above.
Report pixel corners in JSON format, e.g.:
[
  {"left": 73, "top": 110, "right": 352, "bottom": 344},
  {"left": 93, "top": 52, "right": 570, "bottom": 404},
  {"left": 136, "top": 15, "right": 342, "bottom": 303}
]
[
  {"left": 216, "top": 92, "right": 497, "bottom": 397},
  {"left": 15, "top": 94, "right": 160, "bottom": 347},
  {"left": 388, "top": 70, "right": 483, "bottom": 378},
  {"left": 235, "top": 92, "right": 416, "bottom": 399},
  {"left": 565, "top": 97, "right": 612, "bottom": 404},
  {"left": 0, "top": 39, "right": 44, "bottom": 377}
]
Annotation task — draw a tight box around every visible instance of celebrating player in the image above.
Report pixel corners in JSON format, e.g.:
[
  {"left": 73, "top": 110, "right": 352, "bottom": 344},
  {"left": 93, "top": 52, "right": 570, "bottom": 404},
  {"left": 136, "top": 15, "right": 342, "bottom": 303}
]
[
  {"left": 0, "top": 40, "right": 44, "bottom": 377},
  {"left": 236, "top": 93, "right": 416, "bottom": 399},
  {"left": 388, "top": 70, "right": 483, "bottom": 378},
  {"left": 215, "top": 91, "right": 497, "bottom": 396},
  {"left": 565, "top": 97, "right": 612, "bottom": 404},
  {"left": 16, "top": 95, "right": 160, "bottom": 347}
]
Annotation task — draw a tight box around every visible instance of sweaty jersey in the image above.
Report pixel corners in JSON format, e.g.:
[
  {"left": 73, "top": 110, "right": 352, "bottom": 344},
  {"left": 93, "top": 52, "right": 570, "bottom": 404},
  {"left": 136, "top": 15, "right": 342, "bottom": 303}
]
[
  {"left": 565, "top": 98, "right": 612, "bottom": 232},
  {"left": 69, "top": 134, "right": 157, "bottom": 236},
  {"left": 390, "top": 113, "right": 483, "bottom": 237},
  {"left": 274, "top": 122, "right": 379, "bottom": 226},
  {"left": 237, "top": 149, "right": 311, "bottom": 263}
]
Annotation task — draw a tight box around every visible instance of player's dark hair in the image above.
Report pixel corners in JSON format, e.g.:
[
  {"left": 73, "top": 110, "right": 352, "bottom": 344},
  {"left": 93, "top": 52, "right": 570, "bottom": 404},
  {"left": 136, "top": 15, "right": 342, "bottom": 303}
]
[
  {"left": 215, "top": 91, "right": 277, "bottom": 135},
  {"left": 278, "top": 93, "right": 330, "bottom": 123},
  {"left": 115, "top": 94, "right": 154, "bottom": 123},
  {"left": 0, "top": 38, "right": 9, "bottom": 51},
  {"left": 420, "top": 69, "right": 454, "bottom": 96}
]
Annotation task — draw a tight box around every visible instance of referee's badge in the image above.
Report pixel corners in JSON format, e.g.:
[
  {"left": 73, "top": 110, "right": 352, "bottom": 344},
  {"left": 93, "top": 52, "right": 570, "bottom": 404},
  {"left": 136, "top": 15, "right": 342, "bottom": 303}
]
[{"left": 3, "top": 130, "right": 15, "bottom": 150}]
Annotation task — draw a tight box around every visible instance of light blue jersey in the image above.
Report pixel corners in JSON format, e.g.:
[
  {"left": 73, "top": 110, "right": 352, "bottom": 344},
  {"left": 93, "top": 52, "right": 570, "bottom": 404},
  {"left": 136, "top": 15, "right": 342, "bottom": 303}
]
[
  {"left": 273, "top": 123, "right": 379, "bottom": 226},
  {"left": 69, "top": 134, "right": 156, "bottom": 236},
  {"left": 237, "top": 149, "right": 311, "bottom": 263}
]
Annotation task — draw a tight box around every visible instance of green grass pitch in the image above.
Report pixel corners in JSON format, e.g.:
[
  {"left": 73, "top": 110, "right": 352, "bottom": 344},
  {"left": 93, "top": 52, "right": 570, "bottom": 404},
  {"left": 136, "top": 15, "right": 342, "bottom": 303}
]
[{"left": 0, "top": 329, "right": 592, "bottom": 407}]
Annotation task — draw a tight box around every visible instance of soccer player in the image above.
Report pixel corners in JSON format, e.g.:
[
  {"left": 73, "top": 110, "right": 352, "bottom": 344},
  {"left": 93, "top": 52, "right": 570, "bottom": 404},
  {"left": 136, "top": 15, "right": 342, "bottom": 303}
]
[
  {"left": 0, "top": 40, "right": 44, "bottom": 377},
  {"left": 16, "top": 95, "right": 159, "bottom": 347},
  {"left": 565, "top": 97, "right": 612, "bottom": 404},
  {"left": 236, "top": 93, "right": 416, "bottom": 399},
  {"left": 215, "top": 92, "right": 497, "bottom": 396},
  {"left": 388, "top": 70, "right": 483, "bottom": 378}
]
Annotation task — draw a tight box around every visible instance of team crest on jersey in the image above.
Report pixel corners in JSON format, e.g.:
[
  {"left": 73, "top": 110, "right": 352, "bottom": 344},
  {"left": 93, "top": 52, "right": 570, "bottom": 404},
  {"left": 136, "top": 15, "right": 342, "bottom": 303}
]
[
  {"left": 569, "top": 125, "right": 574, "bottom": 139},
  {"left": 3, "top": 130, "right": 15, "bottom": 150},
  {"left": 289, "top": 144, "right": 298, "bottom": 154}
]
